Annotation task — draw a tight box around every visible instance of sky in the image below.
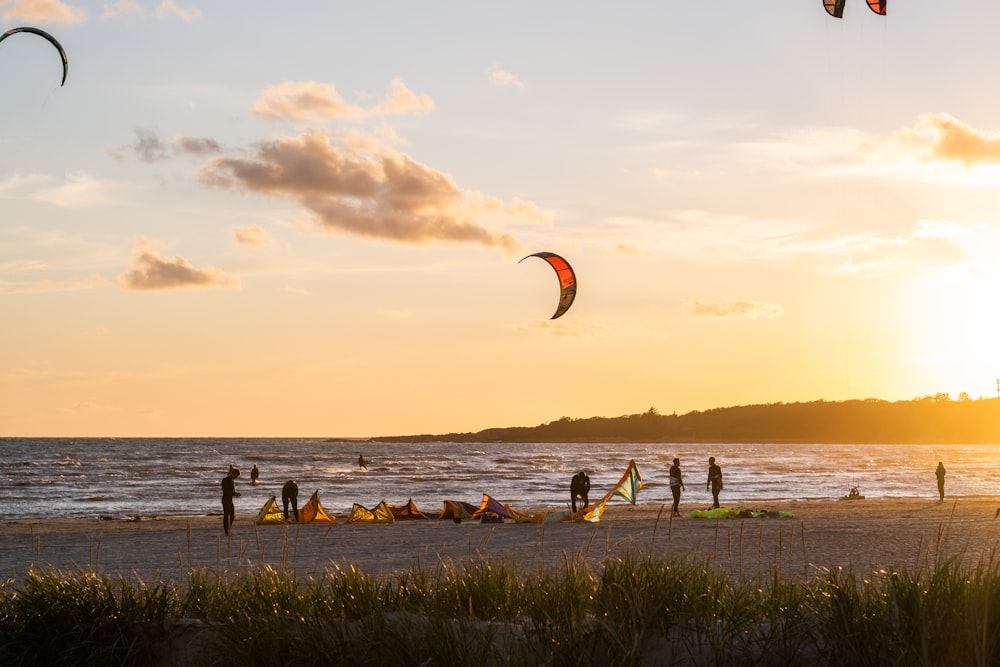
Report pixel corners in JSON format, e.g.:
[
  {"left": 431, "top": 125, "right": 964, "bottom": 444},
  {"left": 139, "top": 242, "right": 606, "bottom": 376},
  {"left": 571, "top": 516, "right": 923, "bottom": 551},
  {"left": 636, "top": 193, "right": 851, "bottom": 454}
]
[{"left": 4, "top": 1, "right": 1000, "bottom": 437}]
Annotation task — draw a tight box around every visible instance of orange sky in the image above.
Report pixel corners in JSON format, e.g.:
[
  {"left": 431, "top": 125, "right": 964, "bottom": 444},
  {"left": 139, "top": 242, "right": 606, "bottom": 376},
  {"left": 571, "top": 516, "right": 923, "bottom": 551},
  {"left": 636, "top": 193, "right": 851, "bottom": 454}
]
[{"left": 3, "top": 1, "right": 1000, "bottom": 436}]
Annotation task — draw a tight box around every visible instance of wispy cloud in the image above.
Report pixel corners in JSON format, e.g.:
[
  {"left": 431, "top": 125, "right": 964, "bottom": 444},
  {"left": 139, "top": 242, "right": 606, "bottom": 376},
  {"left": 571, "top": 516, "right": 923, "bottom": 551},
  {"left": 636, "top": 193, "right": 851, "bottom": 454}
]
[
  {"left": 117, "top": 128, "right": 221, "bottom": 162},
  {"left": 117, "top": 240, "right": 238, "bottom": 291},
  {"left": 232, "top": 225, "right": 273, "bottom": 247},
  {"left": 491, "top": 65, "right": 524, "bottom": 88},
  {"left": 200, "top": 129, "right": 530, "bottom": 255},
  {"left": 0, "top": 275, "right": 104, "bottom": 294},
  {"left": 154, "top": 0, "right": 199, "bottom": 22},
  {"left": 101, "top": 0, "right": 141, "bottom": 20},
  {"left": 686, "top": 300, "right": 784, "bottom": 320},
  {"left": 252, "top": 78, "right": 434, "bottom": 121},
  {"left": 0, "top": 171, "right": 119, "bottom": 207},
  {"left": 1, "top": 0, "right": 85, "bottom": 23},
  {"left": 518, "top": 315, "right": 601, "bottom": 337}
]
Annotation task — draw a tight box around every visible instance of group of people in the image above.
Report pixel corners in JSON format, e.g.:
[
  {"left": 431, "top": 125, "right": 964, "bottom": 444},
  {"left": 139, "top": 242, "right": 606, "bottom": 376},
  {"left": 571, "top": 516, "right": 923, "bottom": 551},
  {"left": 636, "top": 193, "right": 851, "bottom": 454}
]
[
  {"left": 220, "top": 454, "right": 370, "bottom": 534},
  {"left": 225, "top": 456, "right": 952, "bottom": 535},
  {"left": 570, "top": 456, "right": 725, "bottom": 519},
  {"left": 665, "top": 456, "right": 723, "bottom": 517}
]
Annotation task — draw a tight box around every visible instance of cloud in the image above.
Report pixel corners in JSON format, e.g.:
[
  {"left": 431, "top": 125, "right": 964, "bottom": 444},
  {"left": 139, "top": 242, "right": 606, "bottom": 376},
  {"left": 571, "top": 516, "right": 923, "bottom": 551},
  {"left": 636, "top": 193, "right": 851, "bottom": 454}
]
[
  {"left": 0, "top": 275, "right": 104, "bottom": 294},
  {"left": 120, "top": 128, "right": 221, "bottom": 161},
  {"left": 117, "top": 241, "right": 239, "bottom": 290},
  {"left": 491, "top": 65, "right": 524, "bottom": 88},
  {"left": 611, "top": 243, "right": 652, "bottom": 257},
  {"left": 101, "top": 0, "right": 141, "bottom": 19},
  {"left": 1, "top": 0, "right": 85, "bottom": 23},
  {"left": 686, "top": 300, "right": 784, "bottom": 320},
  {"left": 173, "top": 135, "right": 222, "bottom": 156},
  {"left": 0, "top": 171, "right": 119, "bottom": 207},
  {"left": 518, "top": 315, "right": 599, "bottom": 337},
  {"left": 154, "top": 0, "right": 199, "bottom": 21},
  {"left": 232, "top": 225, "right": 273, "bottom": 246},
  {"left": 200, "top": 129, "right": 523, "bottom": 254},
  {"left": 893, "top": 112, "right": 1000, "bottom": 166},
  {"left": 252, "top": 78, "right": 434, "bottom": 121}
]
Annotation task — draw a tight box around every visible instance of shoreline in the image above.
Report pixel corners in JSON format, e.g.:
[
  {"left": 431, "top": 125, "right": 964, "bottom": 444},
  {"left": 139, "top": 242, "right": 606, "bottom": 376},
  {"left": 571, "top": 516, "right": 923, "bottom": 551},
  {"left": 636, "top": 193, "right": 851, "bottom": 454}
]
[{"left": 3, "top": 497, "right": 1000, "bottom": 584}]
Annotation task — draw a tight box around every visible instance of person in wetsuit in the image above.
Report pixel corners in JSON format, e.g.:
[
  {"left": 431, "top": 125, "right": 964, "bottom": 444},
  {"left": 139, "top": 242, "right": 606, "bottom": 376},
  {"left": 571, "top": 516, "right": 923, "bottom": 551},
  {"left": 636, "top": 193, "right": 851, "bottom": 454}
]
[
  {"left": 250, "top": 464, "right": 259, "bottom": 484},
  {"left": 282, "top": 479, "right": 299, "bottom": 522},
  {"left": 707, "top": 456, "right": 723, "bottom": 509},
  {"left": 669, "top": 458, "right": 685, "bottom": 517},
  {"left": 570, "top": 471, "right": 590, "bottom": 512},
  {"left": 221, "top": 467, "right": 241, "bottom": 535}
]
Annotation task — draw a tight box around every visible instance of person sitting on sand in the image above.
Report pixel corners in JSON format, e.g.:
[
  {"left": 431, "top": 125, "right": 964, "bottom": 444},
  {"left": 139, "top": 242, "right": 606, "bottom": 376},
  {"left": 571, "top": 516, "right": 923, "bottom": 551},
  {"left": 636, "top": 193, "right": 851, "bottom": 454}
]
[
  {"left": 221, "top": 467, "right": 241, "bottom": 535},
  {"left": 570, "top": 471, "right": 590, "bottom": 512},
  {"left": 281, "top": 480, "right": 299, "bottom": 522}
]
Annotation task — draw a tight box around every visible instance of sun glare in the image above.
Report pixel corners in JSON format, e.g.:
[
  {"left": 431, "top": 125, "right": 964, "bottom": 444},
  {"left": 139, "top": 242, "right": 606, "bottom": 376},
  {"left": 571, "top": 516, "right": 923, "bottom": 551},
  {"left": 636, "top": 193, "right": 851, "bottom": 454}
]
[{"left": 903, "top": 252, "right": 1000, "bottom": 399}]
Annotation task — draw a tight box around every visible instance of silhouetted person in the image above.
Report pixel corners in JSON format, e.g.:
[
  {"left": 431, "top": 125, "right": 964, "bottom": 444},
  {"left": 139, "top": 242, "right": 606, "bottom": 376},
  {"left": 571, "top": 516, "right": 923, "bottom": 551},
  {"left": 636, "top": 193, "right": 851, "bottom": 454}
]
[
  {"left": 570, "top": 471, "right": 590, "bottom": 512},
  {"left": 669, "top": 458, "right": 685, "bottom": 517},
  {"left": 250, "top": 464, "right": 259, "bottom": 485},
  {"left": 707, "top": 456, "right": 723, "bottom": 509},
  {"left": 359, "top": 454, "right": 368, "bottom": 471},
  {"left": 936, "top": 462, "right": 946, "bottom": 501},
  {"left": 221, "top": 467, "right": 241, "bottom": 535},
  {"left": 281, "top": 480, "right": 299, "bottom": 522}
]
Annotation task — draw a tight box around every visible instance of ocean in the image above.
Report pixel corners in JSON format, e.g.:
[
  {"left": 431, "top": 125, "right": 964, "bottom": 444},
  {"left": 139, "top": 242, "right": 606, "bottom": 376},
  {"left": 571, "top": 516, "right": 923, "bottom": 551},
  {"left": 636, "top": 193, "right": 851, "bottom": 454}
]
[{"left": 1, "top": 439, "right": 998, "bottom": 520}]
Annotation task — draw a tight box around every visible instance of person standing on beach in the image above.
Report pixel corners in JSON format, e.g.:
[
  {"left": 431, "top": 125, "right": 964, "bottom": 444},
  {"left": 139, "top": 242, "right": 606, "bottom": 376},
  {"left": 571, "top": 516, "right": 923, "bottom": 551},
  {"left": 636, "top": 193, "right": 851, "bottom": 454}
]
[
  {"left": 281, "top": 479, "right": 299, "bottom": 522},
  {"left": 936, "top": 461, "right": 946, "bottom": 501},
  {"left": 669, "top": 458, "right": 685, "bottom": 517},
  {"left": 570, "top": 471, "right": 590, "bottom": 512},
  {"left": 707, "top": 456, "right": 723, "bottom": 509},
  {"left": 221, "top": 467, "right": 241, "bottom": 535}
]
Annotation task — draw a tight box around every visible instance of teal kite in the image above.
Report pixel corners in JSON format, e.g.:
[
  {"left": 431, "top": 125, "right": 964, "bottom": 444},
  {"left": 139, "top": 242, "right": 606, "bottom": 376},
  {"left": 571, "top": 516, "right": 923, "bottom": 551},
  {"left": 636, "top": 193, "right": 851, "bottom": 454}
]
[{"left": 0, "top": 26, "right": 69, "bottom": 86}]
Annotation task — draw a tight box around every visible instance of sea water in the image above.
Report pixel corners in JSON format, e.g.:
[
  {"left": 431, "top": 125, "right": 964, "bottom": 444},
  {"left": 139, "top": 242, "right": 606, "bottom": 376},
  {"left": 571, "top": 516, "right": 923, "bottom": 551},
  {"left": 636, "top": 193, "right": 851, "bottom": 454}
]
[{"left": 0, "top": 438, "right": 998, "bottom": 520}]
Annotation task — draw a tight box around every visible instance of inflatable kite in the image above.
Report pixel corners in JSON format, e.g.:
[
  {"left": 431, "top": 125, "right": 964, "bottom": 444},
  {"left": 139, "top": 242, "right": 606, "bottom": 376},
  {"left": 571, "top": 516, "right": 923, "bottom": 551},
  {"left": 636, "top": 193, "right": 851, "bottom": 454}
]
[
  {"left": 0, "top": 26, "right": 69, "bottom": 86},
  {"left": 519, "top": 251, "right": 577, "bottom": 319},
  {"left": 823, "top": 0, "right": 885, "bottom": 18}
]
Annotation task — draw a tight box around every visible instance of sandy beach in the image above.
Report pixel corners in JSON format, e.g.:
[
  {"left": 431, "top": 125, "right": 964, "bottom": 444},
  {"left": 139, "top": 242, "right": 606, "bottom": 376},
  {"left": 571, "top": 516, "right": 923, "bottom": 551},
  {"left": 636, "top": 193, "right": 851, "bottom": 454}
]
[{"left": 2, "top": 497, "right": 1000, "bottom": 584}]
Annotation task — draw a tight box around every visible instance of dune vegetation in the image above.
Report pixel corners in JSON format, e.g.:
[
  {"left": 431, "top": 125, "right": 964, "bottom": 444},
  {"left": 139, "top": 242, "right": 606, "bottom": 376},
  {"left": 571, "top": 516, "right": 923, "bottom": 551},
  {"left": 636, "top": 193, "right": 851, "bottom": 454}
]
[{"left": 3, "top": 543, "right": 1000, "bottom": 666}]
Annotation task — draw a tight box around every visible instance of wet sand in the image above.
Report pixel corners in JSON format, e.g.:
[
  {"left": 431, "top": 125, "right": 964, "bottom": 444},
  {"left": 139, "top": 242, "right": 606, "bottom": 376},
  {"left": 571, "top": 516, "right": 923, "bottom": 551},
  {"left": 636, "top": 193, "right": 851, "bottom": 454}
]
[{"left": 2, "top": 497, "right": 1000, "bottom": 583}]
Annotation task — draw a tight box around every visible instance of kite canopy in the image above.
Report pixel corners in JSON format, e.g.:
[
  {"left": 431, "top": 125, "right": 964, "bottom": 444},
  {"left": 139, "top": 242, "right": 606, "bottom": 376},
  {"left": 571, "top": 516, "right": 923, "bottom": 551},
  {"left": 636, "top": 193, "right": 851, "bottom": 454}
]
[
  {"left": 0, "top": 26, "right": 68, "bottom": 86},
  {"left": 823, "top": 0, "right": 885, "bottom": 18},
  {"left": 519, "top": 251, "right": 577, "bottom": 319},
  {"left": 866, "top": 0, "right": 886, "bottom": 15},
  {"left": 823, "top": 0, "right": 846, "bottom": 18}
]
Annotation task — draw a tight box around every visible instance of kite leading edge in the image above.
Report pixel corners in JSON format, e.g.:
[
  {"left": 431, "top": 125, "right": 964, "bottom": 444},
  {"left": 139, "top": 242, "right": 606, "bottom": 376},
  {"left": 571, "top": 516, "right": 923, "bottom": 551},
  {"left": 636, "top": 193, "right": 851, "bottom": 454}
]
[{"left": 0, "top": 26, "right": 69, "bottom": 86}]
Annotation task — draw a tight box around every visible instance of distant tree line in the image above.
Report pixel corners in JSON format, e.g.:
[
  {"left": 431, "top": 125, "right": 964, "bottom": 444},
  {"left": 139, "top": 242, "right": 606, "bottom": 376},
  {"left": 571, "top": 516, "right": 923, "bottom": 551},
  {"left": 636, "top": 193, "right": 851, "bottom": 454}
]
[{"left": 373, "top": 395, "right": 1000, "bottom": 444}]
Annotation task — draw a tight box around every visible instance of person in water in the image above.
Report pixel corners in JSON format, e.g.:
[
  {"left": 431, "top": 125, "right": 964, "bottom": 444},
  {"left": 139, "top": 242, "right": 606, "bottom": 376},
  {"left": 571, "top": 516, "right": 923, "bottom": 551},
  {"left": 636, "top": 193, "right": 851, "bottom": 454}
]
[
  {"left": 250, "top": 464, "right": 259, "bottom": 484},
  {"left": 281, "top": 479, "right": 299, "bottom": 522},
  {"left": 669, "top": 458, "right": 685, "bottom": 517},
  {"left": 936, "top": 461, "right": 946, "bottom": 501},
  {"left": 570, "top": 471, "right": 590, "bottom": 512},
  {"left": 221, "top": 467, "right": 241, "bottom": 535},
  {"left": 706, "top": 456, "right": 723, "bottom": 509},
  {"left": 358, "top": 454, "right": 368, "bottom": 471}
]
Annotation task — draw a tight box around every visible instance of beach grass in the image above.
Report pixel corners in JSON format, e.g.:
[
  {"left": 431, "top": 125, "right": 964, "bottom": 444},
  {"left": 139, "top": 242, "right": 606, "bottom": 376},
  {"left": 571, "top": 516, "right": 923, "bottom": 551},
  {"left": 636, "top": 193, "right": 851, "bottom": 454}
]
[{"left": 3, "top": 550, "right": 1000, "bottom": 666}]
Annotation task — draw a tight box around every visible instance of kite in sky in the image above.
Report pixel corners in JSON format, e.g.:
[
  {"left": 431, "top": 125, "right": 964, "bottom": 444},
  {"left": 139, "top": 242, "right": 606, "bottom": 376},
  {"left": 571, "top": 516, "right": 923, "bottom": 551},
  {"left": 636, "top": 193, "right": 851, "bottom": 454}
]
[
  {"left": 0, "top": 26, "right": 69, "bottom": 86},
  {"left": 519, "top": 251, "right": 577, "bottom": 319},
  {"left": 824, "top": 0, "right": 886, "bottom": 18}
]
